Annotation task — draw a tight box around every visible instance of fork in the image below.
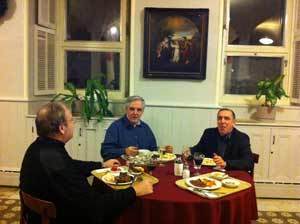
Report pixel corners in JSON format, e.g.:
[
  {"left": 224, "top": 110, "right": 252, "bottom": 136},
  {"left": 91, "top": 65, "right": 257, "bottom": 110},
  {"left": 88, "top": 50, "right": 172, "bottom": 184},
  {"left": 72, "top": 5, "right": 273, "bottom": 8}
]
[{"left": 189, "top": 188, "right": 224, "bottom": 197}]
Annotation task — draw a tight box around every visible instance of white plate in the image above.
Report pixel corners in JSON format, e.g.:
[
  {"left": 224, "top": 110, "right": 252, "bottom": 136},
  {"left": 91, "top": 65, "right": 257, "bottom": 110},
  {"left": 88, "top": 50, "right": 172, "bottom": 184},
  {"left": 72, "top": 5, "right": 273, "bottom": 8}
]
[
  {"left": 102, "top": 172, "right": 134, "bottom": 185},
  {"left": 209, "top": 172, "right": 228, "bottom": 180},
  {"left": 138, "top": 149, "right": 151, "bottom": 155},
  {"left": 110, "top": 166, "right": 125, "bottom": 173},
  {"left": 129, "top": 166, "right": 144, "bottom": 175},
  {"left": 222, "top": 178, "right": 240, "bottom": 188},
  {"left": 159, "top": 153, "right": 176, "bottom": 162},
  {"left": 91, "top": 168, "right": 110, "bottom": 174},
  {"left": 185, "top": 176, "right": 222, "bottom": 190},
  {"left": 202, "top": 158, "right": 216, "bottom": 166}
]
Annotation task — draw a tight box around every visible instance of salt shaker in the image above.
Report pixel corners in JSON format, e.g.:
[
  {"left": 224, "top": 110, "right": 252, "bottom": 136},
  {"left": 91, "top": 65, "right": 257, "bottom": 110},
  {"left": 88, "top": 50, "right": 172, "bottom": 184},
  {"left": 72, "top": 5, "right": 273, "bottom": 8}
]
[
  {"left": 182, "top": 164, "right": 190, "bottom": 179},
  {"left": 174, "top": 157, "right": 183, "bottom": 176}
]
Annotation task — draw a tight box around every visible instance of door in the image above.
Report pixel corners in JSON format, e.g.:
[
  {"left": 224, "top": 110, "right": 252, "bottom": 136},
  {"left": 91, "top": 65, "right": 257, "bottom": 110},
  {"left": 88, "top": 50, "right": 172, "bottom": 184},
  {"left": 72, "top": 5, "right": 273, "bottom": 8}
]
[
  {"left": 269, "top": 127, "right": 300, "bottom": 183},
  {"left": 66, "top": 119, "right": 86, "bottom": 160},
  {"left": 236, "top": 125, "right": 271, "bottom": 181}
]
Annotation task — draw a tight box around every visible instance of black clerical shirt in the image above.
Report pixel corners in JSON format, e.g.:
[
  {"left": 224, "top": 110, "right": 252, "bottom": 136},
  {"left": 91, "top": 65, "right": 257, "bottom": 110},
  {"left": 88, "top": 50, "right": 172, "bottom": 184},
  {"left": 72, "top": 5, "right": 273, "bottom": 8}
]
[{"left": 20, "top": 137, "right": 136, "bottom": 224}]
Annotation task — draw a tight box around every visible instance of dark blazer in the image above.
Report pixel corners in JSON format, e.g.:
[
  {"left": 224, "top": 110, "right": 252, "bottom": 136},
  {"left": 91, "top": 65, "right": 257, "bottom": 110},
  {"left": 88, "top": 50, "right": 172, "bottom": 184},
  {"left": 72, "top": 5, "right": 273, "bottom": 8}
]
[{"left": 190, "top": 127, "right": 254, "bottom": 171}]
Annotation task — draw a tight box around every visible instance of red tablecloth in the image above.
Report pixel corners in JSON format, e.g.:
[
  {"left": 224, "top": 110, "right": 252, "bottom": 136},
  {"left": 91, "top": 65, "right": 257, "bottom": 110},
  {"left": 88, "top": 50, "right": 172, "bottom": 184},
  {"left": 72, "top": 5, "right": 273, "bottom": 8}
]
[{"left": 115, "top": 162, "right": 258, "bottom": 224}]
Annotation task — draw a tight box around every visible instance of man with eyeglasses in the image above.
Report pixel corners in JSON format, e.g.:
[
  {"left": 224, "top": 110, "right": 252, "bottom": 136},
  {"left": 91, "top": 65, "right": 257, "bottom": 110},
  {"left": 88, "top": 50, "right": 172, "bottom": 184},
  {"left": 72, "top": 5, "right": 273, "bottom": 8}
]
[
  {"left": 20, "top": 102, "right": 153, "bottom": 224},
  {"left": 101, "top": 96, "right": 157, "bottom": 161}
]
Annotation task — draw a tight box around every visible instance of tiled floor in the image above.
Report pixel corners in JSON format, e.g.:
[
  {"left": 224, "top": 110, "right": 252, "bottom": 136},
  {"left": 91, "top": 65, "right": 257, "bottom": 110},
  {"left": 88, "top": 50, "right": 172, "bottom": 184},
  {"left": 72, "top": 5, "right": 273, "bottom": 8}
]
[{"left": 1, "top": 186, "right": 299, "bottom": 212}]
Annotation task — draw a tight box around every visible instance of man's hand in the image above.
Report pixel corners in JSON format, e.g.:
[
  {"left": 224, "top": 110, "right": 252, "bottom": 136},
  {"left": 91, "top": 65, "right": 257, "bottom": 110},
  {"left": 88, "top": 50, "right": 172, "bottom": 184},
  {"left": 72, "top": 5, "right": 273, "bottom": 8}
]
[
  {"left": 125, "top": 146, "right": 138, "bottom": 156},
  {"left": 133, "top": 179, "right": 153, "bottom": 196},
  {"left": 213, "top": 153, "right": 226, "bottom": 168},
  {"left": 103, "top": 159, "right": 120, "bottom": 168}
]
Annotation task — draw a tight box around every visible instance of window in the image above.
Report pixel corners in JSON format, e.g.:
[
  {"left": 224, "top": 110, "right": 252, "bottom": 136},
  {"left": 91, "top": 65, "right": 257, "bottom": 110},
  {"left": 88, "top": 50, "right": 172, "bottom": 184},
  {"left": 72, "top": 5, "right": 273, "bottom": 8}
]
[
  {"left": 220, "top": 0, "right": 293, "bottom": 105},
  {"left": 291, "top": 0, "right": 300, "bottom": 104},
  {"left": 225, "top": 56, "right": 283, "bottom": 95},
  {"left": 57, "top": 0, "right": 129, "bottom": 99}
]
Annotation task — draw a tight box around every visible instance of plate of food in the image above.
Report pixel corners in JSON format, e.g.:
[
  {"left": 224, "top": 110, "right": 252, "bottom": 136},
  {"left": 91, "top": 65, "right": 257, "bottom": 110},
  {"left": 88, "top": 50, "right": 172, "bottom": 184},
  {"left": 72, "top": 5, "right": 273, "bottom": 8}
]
[
  {"left": 222, "top": 178, "right": 240, "bottom": 188},
  {"left": 129, "top": 166, "right": 144, "bottom": 175},
  {"left": 102, "top": 171, "right": 134, "bottom": 185},
  {"left": 209, "top": 172, "right": 228, "bottom": 180},
  {"left": 110, "top": 165, "right": 124, "bottom": 173},
  {"left": 202, "top": 158, "right": 216, "bottom": 166},
  {"left": 138, "top": 149, "right": 151, "bottom": 155},
  {"left": 159, "top": 153, "right": 176, "bottom": 162},
  {"left": 185, "top": 176, "right": 222, "bottom": 190}
]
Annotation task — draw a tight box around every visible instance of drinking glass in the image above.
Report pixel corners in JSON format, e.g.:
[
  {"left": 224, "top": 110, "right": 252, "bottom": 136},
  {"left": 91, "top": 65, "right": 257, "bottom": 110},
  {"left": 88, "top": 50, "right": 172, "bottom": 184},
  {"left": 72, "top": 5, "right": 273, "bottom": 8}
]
[
  {"left": 157, "top": 146, "right": 166, "bottom": 167},
  {"left": 159, "top": 146, "right": 166, "bottom": 155},
  {"left": 146, "top": 160, "right": 156, "bottom": 175},
  {"left": 193, "top": 152, "right": 205, "bottom": 176},
  {"left": 182, "top": 145, "right": 191, "bottom": 163}
]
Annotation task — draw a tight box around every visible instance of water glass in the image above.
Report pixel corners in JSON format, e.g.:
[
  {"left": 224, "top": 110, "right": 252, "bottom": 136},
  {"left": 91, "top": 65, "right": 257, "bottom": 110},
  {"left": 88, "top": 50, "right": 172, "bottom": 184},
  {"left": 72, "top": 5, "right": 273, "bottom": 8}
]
[{"left": 193, "top": 152, "right": 205, "bottom": 175}]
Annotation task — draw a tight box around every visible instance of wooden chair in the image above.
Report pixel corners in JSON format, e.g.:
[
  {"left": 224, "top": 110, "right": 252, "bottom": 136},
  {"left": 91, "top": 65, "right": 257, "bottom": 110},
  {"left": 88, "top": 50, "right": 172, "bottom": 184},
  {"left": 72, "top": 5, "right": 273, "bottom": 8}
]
[
  {"left": 20, "top": 190, "right": 56, "bottom": 224},
  {"left": 250, "top": 153, "right": 260, "bottom": 177}
]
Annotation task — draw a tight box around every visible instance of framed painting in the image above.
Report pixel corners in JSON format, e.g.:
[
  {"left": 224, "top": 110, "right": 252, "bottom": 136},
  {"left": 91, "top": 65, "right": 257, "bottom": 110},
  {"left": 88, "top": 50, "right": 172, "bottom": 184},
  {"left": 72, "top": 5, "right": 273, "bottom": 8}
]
[{"left": 143, "top": 8, "right": 209, "bottom": 80}]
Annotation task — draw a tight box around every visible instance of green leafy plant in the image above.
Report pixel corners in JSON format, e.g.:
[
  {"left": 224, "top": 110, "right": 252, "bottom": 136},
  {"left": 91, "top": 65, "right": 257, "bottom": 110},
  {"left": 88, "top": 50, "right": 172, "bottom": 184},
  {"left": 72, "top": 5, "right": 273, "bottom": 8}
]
[
  {"left": 256, "top": 74, "right": 288, "bottom": 107},
  {"left": 82, "top": 79, "right": 113, "bottom": 122},
  {"left": 51, "top": 82, "right": 81, "bottom": 105},
  {"left": 52, "top": 80, "right": 113, "bottom": 123}
]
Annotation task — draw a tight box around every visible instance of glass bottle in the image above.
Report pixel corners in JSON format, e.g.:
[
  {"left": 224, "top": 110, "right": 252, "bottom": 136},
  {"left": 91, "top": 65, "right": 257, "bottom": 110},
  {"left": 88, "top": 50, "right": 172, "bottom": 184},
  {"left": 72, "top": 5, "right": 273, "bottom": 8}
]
[
  {"left": 182, "top": 164, "right": 190, "bottom": 179},
  {"left": 174, "top": 157, "right": 183, "bottom": 176}
]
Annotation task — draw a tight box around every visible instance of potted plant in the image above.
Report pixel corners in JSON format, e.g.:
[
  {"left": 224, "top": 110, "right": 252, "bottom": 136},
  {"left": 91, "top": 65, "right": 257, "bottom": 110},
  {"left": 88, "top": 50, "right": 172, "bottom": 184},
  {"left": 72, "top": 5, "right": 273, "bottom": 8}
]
[
  {"left": 51, "top": 82, "right": 83, "bottom": 116},
  {"left": 255, "top": 74, "right": 288, "bottom": 120},
  {"left": 52, "top": 80, "right": 113, "bottom": 122},
  {"left": 82, "top": 79, "right": 113, "bottom": 123}
]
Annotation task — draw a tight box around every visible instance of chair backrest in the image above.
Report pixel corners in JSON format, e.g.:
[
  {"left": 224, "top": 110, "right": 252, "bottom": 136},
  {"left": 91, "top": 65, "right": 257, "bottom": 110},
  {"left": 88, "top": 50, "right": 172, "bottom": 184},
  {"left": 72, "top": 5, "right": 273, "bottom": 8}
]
[
  {"left": 250, "top": 153, "right": 260, "bottom": 177},
  {"left": 252, "top": 153, "right": 259, "bottom": 164},
  {"left": 20, "top": 190, "right": 56, "bottom": 224}
]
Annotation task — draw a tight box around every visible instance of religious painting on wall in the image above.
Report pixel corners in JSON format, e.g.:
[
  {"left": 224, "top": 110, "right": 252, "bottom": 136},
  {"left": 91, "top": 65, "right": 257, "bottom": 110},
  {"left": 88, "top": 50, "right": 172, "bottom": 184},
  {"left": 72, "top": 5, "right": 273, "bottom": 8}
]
[{"left": 143, "top": 8, "right": 209, "bottom": 80}]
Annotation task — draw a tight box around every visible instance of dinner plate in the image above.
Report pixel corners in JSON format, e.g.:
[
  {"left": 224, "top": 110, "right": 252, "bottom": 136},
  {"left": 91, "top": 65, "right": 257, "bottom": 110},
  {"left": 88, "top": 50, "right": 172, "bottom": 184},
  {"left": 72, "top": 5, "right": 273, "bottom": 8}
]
[
  {"left": 128, "top": 166, "right": 144, "bottom": 175},
  {"left": 185, "top": 176, "right": 222, "bottom": 190},
  {"left": 202, "top": 158, "right": 216, "bottom": 166},
  {"left": 209, "top": 172, "right": 228, "bottom": 180},
  {"left": 222, "top": 178, "right": 240, "bottom": 188},
  {"left": 138, "top": 149, "right": 151, "bottom": 155},
  {"left": 102, "top": 172, "right": 134, "bottom": 185},
  {"left": 159, "top": 153, "right": 176, "bottom": 162},
  {"left": 110, "top": 166, "right": 125, "bottom": 173}
]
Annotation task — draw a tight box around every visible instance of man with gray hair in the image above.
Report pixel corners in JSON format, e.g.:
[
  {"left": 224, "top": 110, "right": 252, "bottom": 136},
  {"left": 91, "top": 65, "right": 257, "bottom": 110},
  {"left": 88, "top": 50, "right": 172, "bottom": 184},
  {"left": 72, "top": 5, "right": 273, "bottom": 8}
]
[{"left": 101, "top": 95, "right": 157, "bottom": 161}]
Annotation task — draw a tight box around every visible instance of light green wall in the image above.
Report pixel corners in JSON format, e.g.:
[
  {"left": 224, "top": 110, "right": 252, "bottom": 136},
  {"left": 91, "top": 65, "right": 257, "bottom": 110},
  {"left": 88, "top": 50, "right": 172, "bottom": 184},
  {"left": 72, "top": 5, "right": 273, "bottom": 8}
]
[
  {"left": 0, "top": 0, "right": 26, "bottom": 99},
  {"left": 130, "top": 0, "right": 222, "bottom": 107}
]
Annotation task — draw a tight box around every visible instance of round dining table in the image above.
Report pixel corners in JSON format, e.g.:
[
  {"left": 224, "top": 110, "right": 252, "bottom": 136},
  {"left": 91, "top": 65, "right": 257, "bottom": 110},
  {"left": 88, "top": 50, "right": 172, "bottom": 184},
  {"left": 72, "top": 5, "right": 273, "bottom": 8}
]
[{"left": 114, "top": 161, "right": 258, "bottom": 224}]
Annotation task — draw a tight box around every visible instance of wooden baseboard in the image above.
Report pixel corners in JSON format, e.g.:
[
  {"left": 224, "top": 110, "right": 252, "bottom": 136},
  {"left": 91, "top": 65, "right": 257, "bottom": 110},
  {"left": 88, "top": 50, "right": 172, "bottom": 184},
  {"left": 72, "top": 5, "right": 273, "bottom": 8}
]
[
  {"left": 255, "top": 182, "right": 300, "bottom": 199},
  {"left": 0, "top": 172, "right": 19, "bottom": 186}
]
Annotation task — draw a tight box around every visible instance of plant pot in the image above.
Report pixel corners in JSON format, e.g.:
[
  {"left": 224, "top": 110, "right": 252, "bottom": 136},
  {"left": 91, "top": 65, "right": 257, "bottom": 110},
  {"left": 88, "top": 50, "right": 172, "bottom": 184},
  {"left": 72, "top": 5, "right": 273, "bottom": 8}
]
[
  {"left": 71, "top": 100, "right": 83, "bottom": 116},
  {"left": 256, "top": 106, "right": 276, "bottom": 120}
]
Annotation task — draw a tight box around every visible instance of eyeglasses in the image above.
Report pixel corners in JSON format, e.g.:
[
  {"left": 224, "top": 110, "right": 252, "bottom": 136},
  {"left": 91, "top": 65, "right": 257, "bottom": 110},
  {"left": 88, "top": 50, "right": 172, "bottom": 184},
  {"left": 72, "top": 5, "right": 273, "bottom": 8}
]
[{"left": 128, "top": 107, "right": 143, "bottom": 112}]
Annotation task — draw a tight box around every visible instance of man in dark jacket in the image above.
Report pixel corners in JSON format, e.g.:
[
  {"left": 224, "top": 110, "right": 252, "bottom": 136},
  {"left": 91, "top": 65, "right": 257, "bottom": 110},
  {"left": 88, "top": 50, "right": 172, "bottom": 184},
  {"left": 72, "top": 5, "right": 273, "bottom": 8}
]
[
  {"left": 185, "top": 108, "right": 253, "bottom": 171},
  {"left": 20, "top": 102, "right": 153, "bottom": 224}
]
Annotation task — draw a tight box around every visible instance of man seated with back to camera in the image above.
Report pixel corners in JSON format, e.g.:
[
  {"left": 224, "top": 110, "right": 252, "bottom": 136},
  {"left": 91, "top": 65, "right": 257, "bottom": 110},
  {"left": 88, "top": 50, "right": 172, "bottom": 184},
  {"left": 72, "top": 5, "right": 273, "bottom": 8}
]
[
  {"left": 101, "top": 95, "right": 173, "bottom": 161},
  {"left": 20, "top": 102, "right": 153, "bottom": 224},
  {"left": 184, "top": 108, "right": 254, "bottom": 171}
]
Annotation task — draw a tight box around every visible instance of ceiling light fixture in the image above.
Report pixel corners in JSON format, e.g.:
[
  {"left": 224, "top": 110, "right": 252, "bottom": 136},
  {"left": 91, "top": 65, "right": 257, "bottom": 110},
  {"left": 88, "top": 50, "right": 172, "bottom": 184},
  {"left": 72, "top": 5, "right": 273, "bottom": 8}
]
[{"left": 259, "top": 37, "right": 274, "bottom": 45}]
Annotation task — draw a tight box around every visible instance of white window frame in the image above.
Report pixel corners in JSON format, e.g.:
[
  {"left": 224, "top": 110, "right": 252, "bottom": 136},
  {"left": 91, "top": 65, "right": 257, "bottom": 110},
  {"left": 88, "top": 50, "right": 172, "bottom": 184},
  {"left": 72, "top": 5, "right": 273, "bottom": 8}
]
[
  {"left": 219, "top": 0, "right": 295, "bottom": 106},
  {"left": 290, "top": 0, "right": 300, "bottom": 104},
  {"left": 56, "top": 0, "right": 128, "bottom": 100}
]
